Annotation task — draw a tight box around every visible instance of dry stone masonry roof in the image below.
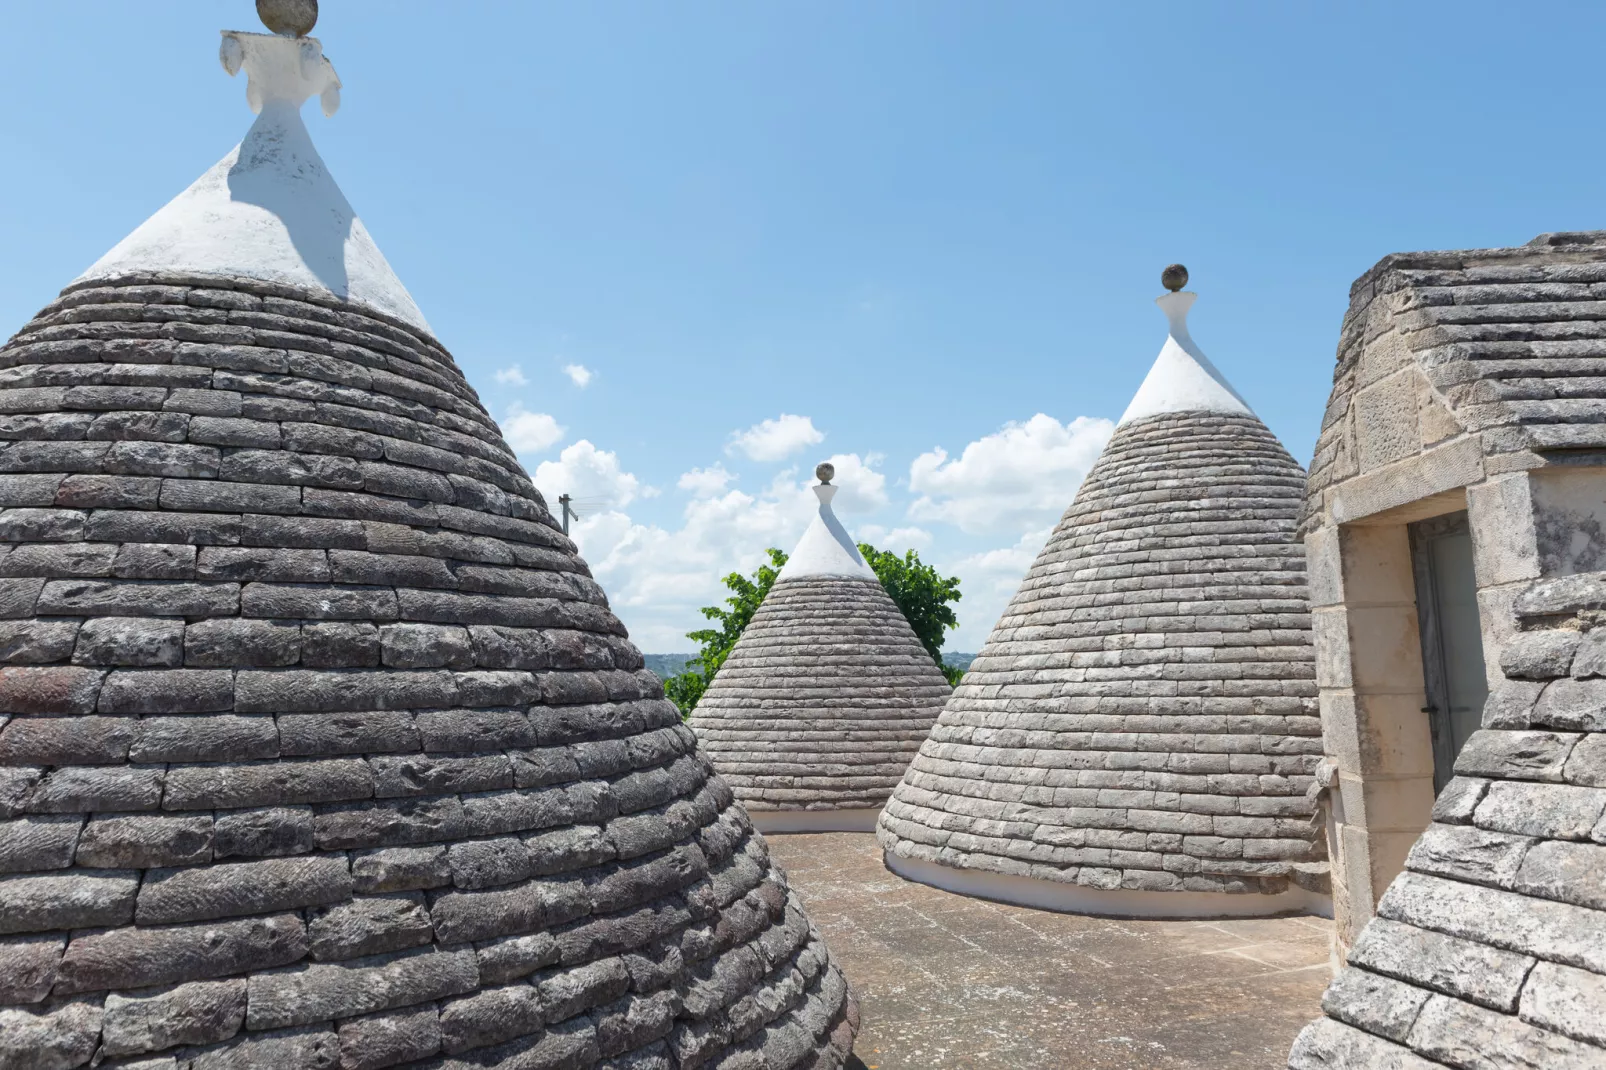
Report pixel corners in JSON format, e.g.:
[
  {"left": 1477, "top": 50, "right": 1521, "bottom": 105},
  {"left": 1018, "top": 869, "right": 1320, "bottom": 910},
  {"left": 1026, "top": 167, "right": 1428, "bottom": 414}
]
[
  {"left": 1303, "top": 229, "right": 1606, "bottom": 533},
  {"left": 878, "top": 291, "right": 1327, "bottom": 914},
  {"left": 694, "top": 484, "right": 950, "bottom": 826},
  {"left": 1291, "top": 575, "right": 1606, "bottom": 1067},
  {"left": 0, "top": 25, "right": 856, "bottom": 1070}
]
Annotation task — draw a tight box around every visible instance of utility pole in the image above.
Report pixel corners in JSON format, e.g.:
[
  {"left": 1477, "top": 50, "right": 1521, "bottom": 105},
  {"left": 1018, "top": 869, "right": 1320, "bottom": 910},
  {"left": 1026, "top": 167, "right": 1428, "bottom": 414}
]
[{"left": 558, "top": 493, "right": 574, "bottom": 535}]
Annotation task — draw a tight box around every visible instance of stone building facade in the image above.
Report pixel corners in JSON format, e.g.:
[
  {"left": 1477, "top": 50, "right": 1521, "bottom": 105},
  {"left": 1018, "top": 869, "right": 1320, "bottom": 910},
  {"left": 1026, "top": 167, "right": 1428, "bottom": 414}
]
[
  {"left": 1301, "top": 230, "right": 1606, "bottom": 954},
  {"left": 1294, "top": 231, "right": 1606, "bottom": 1068}
]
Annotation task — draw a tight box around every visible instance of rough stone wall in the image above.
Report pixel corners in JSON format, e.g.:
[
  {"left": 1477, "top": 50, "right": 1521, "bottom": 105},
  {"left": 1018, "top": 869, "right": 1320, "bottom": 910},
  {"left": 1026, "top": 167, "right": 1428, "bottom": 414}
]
[
  {"left": 0, "top": 276, "right": 857, "bottom": 1070},
  {"left": 694, "top": 577, "right": 950, "bottom": 813},
  {"left": 1290, "top": 574, "right": 1606, "bottom": 1067},
  {"left": 878, "top": 410, "right": 1324, "bottom": 896},
  {"left": 1301, "top": 231, "right": 1606, "bottom": 954}
]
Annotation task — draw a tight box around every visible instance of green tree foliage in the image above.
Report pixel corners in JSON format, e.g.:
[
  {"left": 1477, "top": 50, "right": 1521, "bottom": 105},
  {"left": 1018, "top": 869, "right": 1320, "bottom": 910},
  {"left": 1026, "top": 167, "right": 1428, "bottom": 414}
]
[
  {"left": 663, "top": 548, "right": 788, "bottom": 716},
  {"left": 664, "top": 543, "right": 967, "bottom": 716},
  {"left": 857, "top": 543, "right": 965, "bottom": 687}
]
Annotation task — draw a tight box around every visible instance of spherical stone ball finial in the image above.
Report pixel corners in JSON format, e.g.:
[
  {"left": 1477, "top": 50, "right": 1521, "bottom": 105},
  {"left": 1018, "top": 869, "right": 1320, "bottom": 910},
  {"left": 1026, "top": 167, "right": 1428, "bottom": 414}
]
[
  {"left": 258, "top": 0, "right": 318, "bottom": 36},
  {"left": 815, "top": 462, "right": 835, "bottom": 485},
  {"left": 1161, "top": 263, "right": 1189, "bottom": 293}
]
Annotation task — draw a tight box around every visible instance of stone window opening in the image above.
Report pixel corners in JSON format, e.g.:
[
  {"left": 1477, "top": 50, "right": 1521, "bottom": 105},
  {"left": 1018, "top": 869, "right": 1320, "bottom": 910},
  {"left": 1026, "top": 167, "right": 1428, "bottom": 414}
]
[{"left": 1407, "top": 511, "right": 1489, "bottom": 793}]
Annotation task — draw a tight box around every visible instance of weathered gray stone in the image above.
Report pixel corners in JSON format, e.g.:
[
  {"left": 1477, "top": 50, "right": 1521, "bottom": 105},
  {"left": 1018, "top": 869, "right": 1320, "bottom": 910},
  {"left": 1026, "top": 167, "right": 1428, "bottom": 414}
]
[
  {"left": 338, "top": 1007, "right": 442, "bottom": 1070},
  {"left": 1519, "top": 960, "right": 1606, "bottom": 1046},
  {"left": 101, "top": 980, "right": 247, "bottom": 1057},
  {"left": 75, "top": 813, "right": 212, "bottom": 869},
  {"left": 246, "top": 947, "right": 478, "bottom": 1031},
  {"left": 1409, "top": 992, "right": 1602, "bottom": 1069},
  {"left": 0, "top": 933, "right": 65, "bottom": 1005},
  {"left": 135, "top": 855, "right": 351, "bottom": 924},
  {"left": 439, "top": 983, "right": 545, "bottom": 1054},
  {"left": 0, "top": 814, "right": 82, "bottom": 874},
  {"left": 0, "top": 869, "right": 138, "bottom": 933},
  {"left": 307, "top": 893, "right": 434, "bottom": 961},
  {"left": 1500, "top": 630, "right": 1581, "bottom": 681},
  {"left": 1349, "top": 918, "right": 1534, "bottom": 1012},
  {"left": 350, "top": 845, "right": 451, "bottom": 893},
  {"left": 0, "top": 998, "right": 103, "bottom": 1070},
  {"left": 71, "top": 617, "right": 184, "bottom": 668},
  {"left": 0, "top": 263, "right": 853, "bottom": 1070}
]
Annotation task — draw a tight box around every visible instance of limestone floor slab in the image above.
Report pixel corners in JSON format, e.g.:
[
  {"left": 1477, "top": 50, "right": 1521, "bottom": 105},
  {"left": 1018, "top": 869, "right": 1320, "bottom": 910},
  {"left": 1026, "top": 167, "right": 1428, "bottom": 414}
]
[{"left": 766, "top": 833, "right": 1333, "bottom": 1070}]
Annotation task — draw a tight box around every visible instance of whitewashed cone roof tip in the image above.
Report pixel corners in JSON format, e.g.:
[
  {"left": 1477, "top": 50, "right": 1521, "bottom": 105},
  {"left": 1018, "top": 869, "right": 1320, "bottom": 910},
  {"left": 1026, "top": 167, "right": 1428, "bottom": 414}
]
[
  {"left": 74, "top": 22, "right": 429, "bottom": 330},
  {"left": 775, "top": 468, "right": 877, "bottom": 583},
  {"left": 1118, "top": 276, "right": 1254, "bottom": 426}
]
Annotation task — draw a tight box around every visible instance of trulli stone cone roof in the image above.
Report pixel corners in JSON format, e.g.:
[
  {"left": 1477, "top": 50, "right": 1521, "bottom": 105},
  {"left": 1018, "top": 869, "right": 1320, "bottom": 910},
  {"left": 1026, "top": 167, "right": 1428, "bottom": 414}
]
[
  {"left": 693, "top": 483, "right": 951, "bottom": 832},
  {"left": 0, "top": 28, "right": 856, "bottom": 1070},
  {"left": 877, "top": 288, "right": 1328, "bottom": 916}
]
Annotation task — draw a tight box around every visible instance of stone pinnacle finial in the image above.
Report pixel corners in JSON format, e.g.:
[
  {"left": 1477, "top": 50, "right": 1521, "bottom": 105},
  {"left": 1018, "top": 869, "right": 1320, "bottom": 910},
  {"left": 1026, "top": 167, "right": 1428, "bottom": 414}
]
[
  {"left": 815, "top": 462, "right": 835, "bottom": 485},
  {"left": 258, "top": 0, "right": 318, "bottom": 37},
  {"left": 1161, "top": 264, "right": 1189, "bottom": 293}
]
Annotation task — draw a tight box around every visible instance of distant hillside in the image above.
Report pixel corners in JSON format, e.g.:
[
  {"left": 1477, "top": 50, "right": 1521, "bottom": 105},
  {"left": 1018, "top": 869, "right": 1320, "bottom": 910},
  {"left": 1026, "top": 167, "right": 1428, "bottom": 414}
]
[
  {"left": 642, "top": 653, "right": 695, "bottom": 680},
  {"left": 943, "top": 652, "right": 977, "bottom": 672}
]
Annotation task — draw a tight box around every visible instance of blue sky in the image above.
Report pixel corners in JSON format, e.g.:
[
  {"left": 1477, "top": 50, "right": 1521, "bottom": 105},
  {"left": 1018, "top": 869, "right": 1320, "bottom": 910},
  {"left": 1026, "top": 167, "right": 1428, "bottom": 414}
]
[{"left": 3, "top": 2, "right": 1600, "bottom": 650}]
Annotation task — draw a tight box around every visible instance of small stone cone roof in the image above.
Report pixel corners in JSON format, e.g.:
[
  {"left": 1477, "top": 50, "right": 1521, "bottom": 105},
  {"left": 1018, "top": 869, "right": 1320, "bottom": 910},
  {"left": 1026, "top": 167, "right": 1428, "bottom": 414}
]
[
  {"left": 877, "top": 289, "right": 1327, "bottom": 914},
  {"left": 0, "top": 28, "right": 856, "bottom": 1070},
  {"left": 694, "top": 483, "right": 951, "bottom": 828}
]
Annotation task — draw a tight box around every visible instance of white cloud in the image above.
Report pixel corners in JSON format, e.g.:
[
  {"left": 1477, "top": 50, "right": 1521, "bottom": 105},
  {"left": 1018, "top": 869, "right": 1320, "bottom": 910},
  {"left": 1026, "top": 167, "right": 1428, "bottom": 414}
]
[
  {"left": 857, "top": 525, "right": 933, "bottom": 553},
  {"left": 678, "top": 465, "right": 734, "bottom": 498},
  {"left": 493, "top": 365, "right": 528, "bottom": 387},
  {"left": 815, "top": 452, "right": 887, "bottom": 512},
  {"left": 943, "top": 525, "right": 1056, "bottom": 650},
  {"left": 727, "top": 414, "right": 825, "bottom": 462},
  {"left": 561, "top": 449, "right": 892, "bottom": 650},
  {"left": 520, "top": 413, "right": 1111, "bottom": 658},
  {"left": 533, "top": 440, "right": 642, "bottom": 511},
  {"left": 564, "top": 363, "right": 594, "bottom": 388},
  {"left": 500, "top": 404, "right": 564, "bottom": 454},
  {"left": 908, "top": 413, "right": 1113, "bottom": 535}
]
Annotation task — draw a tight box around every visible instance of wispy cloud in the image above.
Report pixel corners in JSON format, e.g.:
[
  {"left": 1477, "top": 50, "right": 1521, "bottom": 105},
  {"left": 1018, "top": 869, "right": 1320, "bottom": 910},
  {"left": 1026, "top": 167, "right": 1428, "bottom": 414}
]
[
  {"left": 727, "top": 414, "right": 825, "bottom": 462},
  {"left": 494, "top": 364, "right": 528, "bottom": 387},
  {"left": 909, "top": 413, "right": 1112, "bottom": 534},
  {"left": 678, "top": 465, "right": 735, "bottom": 498},
  {"left": 499, "top": 404, "right": 564, "bottom": 454},
  {"left": 564, "top": 364, "right": 594, "bottom": 388},
  {"left": 534, "top": 440, "right": 643, "bottom": 510}
]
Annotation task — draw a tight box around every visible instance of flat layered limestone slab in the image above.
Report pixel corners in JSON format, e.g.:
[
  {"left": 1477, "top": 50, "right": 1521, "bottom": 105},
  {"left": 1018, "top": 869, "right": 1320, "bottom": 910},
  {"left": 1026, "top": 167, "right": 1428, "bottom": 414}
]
[{"left": 0, "top": 22, "right": 858, "bottom": 1066}]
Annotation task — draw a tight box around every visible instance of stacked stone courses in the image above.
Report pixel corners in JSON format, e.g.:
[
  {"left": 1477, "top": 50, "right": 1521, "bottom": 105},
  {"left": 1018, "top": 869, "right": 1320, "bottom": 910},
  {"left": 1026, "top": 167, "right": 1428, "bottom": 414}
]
[
  {"left": 879, "top": 410, "right": 1326, "bottom": 898},
  {"left": 1303, "top": 229, "right": 1606, "bottom": 529},
  {"left": 694, "top": 577, "right": 950, "bottom": 814},
  {"left": 0, "top": 275, "right": 857, "bottom": 1070},
  {"left": 1290, "top": 573, "right": 1606, "bottom": 1067}
]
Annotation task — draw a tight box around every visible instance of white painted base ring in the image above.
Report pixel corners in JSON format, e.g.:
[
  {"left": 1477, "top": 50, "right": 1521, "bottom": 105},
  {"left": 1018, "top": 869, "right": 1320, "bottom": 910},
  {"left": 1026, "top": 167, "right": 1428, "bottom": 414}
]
[
  {"left": 883, "top": 850, "right": 1333, "bottom": 920},
  {"left": 749, "top": 808, "right": 883, "bottom": 834}
]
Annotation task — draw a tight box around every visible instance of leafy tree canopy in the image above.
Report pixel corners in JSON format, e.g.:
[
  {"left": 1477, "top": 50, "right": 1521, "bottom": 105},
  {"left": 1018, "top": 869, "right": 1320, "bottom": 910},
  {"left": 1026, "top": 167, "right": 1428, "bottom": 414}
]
[
  {"left": 857, "top": 543, "right": 964, "bottom": 687},
  {"left": 663, "top": 548, "right": 788, "bottom": 716},
  {"left": 664, "top": 543, "right": 964, "bottom": 716}
]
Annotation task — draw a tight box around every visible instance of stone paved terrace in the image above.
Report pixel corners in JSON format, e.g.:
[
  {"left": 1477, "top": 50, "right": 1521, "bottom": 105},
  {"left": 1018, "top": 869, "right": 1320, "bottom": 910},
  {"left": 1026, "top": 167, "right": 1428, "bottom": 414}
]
[{"left": 765, "top": 833, "right": 1334, "bottom": 1069}]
